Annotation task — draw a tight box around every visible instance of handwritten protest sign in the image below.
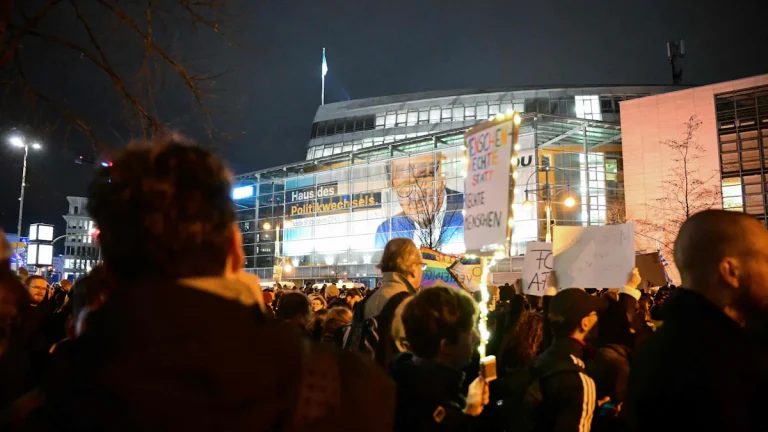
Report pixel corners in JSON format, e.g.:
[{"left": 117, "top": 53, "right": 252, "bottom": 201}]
[
  {"left": 463, "top": 118, "right": 518, "bottom": 255},
  {"left": 553, "top": 222, "right": 634, "bottom": 289},
  {"left": 522, "top": 242, "right": 553, "bottom": 295},
  {"left": 420, "top": 247, "right": 461, "bottom": 290},
  {"left": 449, "top": 261, "right": 484, "bottom": 292}
]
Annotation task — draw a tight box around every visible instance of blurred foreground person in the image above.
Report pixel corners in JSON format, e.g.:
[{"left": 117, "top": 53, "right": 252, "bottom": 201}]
[
  {"left": 625, "top": 210, "right": 768, "bottom": 432},
  {"left": 25, "top": 135, "right": 394, "bottom": 431},
  {"left": 390, "top": 286, "right": 488, "bottom": 431},
  {"left": 275, "top": 291, "right": 311, "bottom": 335},
  {"left": 0, "top": 231, "right": 33, "bottom": 409}
]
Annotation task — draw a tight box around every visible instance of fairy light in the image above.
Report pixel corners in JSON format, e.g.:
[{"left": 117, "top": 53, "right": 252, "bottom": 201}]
[{"left": 477, "top": 250, "right": 505, "bottom": 358}]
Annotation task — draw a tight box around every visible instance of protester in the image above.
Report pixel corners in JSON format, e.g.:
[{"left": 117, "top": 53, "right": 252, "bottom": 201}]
[
  {"left": 0, "top": 231, "right": 33, "bottom": 410},
  {"left": 390, "top": 286, "right": 488, "bottom": 430},
  {"left": 345, "top": 288, "right": 363, "bottom": 310},
  {"left": 625, "top": 210, "right": 768, "bottom": 432},
  {"left": 495, "top": 311, "right": 544, "bottom": 374},
  {"left": 308, "top": 308, "right": 330, "bottom": 341},
  {"left": 325, "top": 283, "right": 340, "bottom": 303},
  {"left": 321, "top": 307, "right": 352, "bottom": 346},
  {"left": 23, "top": 135, "right": 395, "bottom": 431},
  {"left": 363, "top": 238, "right": 423, "bottom": 321},
  {"left": 275, "top": 291, "right": 311, "bottom": 334},
  {"left": 309, "top": 294, "right": 326, "bottom": 313},
  {"left": 344, "top": 238, "right": 423, "bottom": 368}
]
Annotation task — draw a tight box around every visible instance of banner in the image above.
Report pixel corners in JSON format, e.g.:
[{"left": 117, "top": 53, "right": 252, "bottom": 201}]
[
  {"left": 420, "top": 247, "right": 461, "bottom": 289},
  {"left": 463, "top": 118, "right": 518, "bottom": 254},
  {"left": 522, "top": 241, "right": 553, "bottom": 295},
  {"left": 552, "top": 223, "right": 635, "bottom": 289}
]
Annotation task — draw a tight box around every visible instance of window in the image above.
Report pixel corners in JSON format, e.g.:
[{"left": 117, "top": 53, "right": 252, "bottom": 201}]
[
  {"left": 476, "top": 104, "right": 488, "bottom": 119},
  {"left": 575, "top": 95, "right": 603, "bottom": 120},
  {"left": 429, "top": 107, "right": 440, "bottom": 123},
  {"left": 407, "top": 111, "right": 418, "bottom": 126},
  {"left": 375, "top": 115, "right": 385, "bottom": 129},
  {"left": 396, "top": 111, "right": 407, "bottom": 126},
  {"left": 385, "top": 112, "right": 396, "bottom": 128},
  {"left": 334, "top": 121, "right": 344, "bottom": 134},
  {"left": 452, "top": 106, "right": 464, "bottom": 121},
  {"left": 345, "top": 118, "right": 355, "bottom": 132},
  {"left": 465, "top": 106, "right": 476, "bottom": 120},
  {"left": 418, "top": 109, "right": 429, "bottom": 124},
  {"left": 441, "top": 108, "right": 452, "bottom": 121},
  {"left": 722, "top": 177, "right": 743, "bottom": 211}
]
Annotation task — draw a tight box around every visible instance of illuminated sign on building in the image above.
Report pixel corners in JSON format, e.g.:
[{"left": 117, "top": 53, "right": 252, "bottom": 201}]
[{"left": 232, "top": 185, "right": 255, "bottom": 200}]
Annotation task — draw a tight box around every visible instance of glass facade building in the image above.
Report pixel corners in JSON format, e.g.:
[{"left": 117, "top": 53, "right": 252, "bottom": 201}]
[
  {"left": 306, "top": 85, "right": 676, "bottom": 160},
  {"left": 235, "top": 113, "right": 625, "bottom": 282},
  {"left": 716, "top": 85, "right": 768, "bottom": 223}
]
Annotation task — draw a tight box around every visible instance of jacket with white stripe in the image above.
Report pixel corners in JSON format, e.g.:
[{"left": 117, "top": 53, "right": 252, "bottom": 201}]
[{"left": 533, "top": 337, "right": 597, "bottom": 432}]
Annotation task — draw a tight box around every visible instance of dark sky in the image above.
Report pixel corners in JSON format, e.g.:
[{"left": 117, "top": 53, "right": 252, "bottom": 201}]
[{"left": 1, "top": 0, "right": 767, "bottom": 245}]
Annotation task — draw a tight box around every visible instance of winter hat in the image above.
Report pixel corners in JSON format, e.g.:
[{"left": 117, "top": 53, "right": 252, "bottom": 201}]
[{"left": 326, "top": 284, "right": 340, "bottom": 298}]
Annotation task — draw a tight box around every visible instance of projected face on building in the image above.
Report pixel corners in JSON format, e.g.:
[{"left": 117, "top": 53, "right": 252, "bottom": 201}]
[{"left": 391, "top": 153, "right": 446, "bottom": 226}]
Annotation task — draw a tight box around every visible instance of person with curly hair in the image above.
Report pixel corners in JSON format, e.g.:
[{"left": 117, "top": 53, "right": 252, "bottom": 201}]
[{"left": 496, "top": 311, "right": 545, "bottom": 374}]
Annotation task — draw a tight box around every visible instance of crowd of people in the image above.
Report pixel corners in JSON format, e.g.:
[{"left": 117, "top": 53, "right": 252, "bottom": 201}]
[{"left": 0, "top": 134, "right": 766, "bottom": 431}]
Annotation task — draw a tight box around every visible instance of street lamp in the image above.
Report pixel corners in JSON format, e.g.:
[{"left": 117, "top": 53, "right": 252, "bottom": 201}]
[
  {"left": 521, "top": 165, "right": 577, "bottom": 243},
  {"left": 8, "top": 135, "right": 42, "bottom": 239}
]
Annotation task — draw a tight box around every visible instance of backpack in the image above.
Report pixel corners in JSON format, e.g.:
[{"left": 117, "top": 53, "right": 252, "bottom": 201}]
[
  {"left": 492, "top": 361, "right": 585, "bottom": 432},
  {"left": 341, "top": 291, "right": 410, "bottom": 368}
]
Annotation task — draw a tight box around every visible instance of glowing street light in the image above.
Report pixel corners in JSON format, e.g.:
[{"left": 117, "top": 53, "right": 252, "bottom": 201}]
[
  {"left": 262, "top": 221, "right": 271, "bottom": 230},
  {"left": 564, "top": 196, "right": 576, "bottom": 208},
  {"left": 8, "top": 135, "right": 43, "bottom": 239}
]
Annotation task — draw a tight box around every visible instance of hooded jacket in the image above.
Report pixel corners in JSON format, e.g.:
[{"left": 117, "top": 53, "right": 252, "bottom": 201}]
[{"left": 624, "top": 288, "right": 768, "bottom": 432}]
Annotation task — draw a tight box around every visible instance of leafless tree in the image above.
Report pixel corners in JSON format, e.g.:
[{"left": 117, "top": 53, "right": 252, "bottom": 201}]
[
  {"left": 397, "top": 164, "right": 461, "bottom": 251},
  {"left": 0, "top": 0, "right": 236, "bottom": 150},
  {"left": 605, "top": 201, "right": 628, "bottom": 225},
  {"left": 636, "top": 115, "right": 721, "bottom": 255}
]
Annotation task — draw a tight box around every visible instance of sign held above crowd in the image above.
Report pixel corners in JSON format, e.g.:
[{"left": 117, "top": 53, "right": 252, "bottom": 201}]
[
  {"left": 522, "top": 241, "right": 553, "bottom": 296},
  {"left": 552, "top": 222, "right": 635, "bottom": 289}
]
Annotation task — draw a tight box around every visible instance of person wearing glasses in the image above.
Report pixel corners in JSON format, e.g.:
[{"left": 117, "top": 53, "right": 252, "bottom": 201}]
[
  {"left": 25, "top": 275, "right": 50, "bottom": 307},
  {"left": 375, "top": 153, "right": 464, "bottom": 251}
]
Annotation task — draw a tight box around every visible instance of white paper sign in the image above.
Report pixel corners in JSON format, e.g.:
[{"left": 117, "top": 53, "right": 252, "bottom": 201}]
[
  {"left": 463, "top": 119, "right": 516, "bottom": 254},
  {"left": 522, "top": 242, "right": 553, "bottom": 295},
  {"left": 553, "top": 223, "right": 635, "bottom": 289}
]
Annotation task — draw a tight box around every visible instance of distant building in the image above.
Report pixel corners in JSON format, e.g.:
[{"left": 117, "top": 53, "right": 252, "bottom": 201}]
[
  {"left": 4, "top": 233, "right": 28, "bottom": 272},
  {"left": 621, "top": 73, "right": 768, "bottom": 282},
  {"left": 52, "top": 254, "right": 64, "bottom": 274},
  {"left": 62, "top": 196, "right": 100, "bottom": 280}
]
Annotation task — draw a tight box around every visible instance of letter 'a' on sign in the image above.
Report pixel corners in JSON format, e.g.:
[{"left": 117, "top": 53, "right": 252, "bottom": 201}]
[{"left": 463, "top": 114, "right": 521, "bottom": 256}]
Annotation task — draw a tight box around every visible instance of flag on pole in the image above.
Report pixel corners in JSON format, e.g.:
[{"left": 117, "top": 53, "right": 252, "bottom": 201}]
[
  {"left": 322, "top": 48, "right": 328, "bottom": 77},
  {"left": 658, "top": 249, "right": 672, "bottom": 284}
]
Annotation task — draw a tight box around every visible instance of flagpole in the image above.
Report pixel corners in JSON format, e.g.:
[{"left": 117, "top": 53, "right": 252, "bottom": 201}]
[{"left": 321, "top": 47, "right": 326, "bottom": 105}]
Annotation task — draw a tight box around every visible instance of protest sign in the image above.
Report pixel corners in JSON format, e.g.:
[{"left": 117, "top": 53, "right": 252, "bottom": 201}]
[
  {"left": 421, "top": 247, "right": 462, "bottom": 290},
  {"left": 635, "top": 252, "right": 667, "bottom": 288},
  {"left": 463, "top": 117, "right": 519, "bottom": 255},
  {"left": 553, "top": 222, "right": 634, "bottom": 289},
  {"left": 449, "top": 261, "right": 484, "bottom": 292},
  {"left": 522, "top": 242, "right": 553, "bottom": 295}
]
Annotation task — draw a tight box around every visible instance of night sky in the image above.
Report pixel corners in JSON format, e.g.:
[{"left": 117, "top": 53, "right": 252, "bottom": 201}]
[{"left": 1, "top": 0, "right": 767, "bottom": 248}]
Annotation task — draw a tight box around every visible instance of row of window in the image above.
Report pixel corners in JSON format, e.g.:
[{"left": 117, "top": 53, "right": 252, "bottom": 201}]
[
  {"left": 65, "top": 245, "right": 99, "bottom": 257},
  {"left": 310, "top": 95, "right": 634, "bottom": 139},
  {"left": 64, "top": 258, "right": 98, "bottom": 271},
  {"left": 67, "top": 219, "right": 94, "bottom": 231}
]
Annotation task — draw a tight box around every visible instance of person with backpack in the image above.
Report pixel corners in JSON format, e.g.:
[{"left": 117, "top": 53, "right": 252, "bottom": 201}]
[
  {"left": 344, "top": 238, "right": 423, "bottom": 368},
  {"left": 390, "top": 286, "right": 489, "bottom": 431},
  {"left": 495, "top": 278, "right": 607, "bottom": 432}
]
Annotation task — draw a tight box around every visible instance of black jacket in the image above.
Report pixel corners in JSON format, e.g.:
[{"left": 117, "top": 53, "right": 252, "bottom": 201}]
[
  {"left": 624, "top": 289, "right": 768, "bottom": 432},
  {"left": 390, "top": 352, "right": 475, "bottom": 432},
  {"left": 23, "top": 279, "right": 395, "bottom": 432},
  {"left": 533, "top": 338, "right": 597, "bottom": 432}
]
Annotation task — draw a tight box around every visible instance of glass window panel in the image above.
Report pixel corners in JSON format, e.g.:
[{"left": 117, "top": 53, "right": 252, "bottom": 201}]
[
  {"left": 407, "top": 111, "right": 418, "bottom": 126},
  {"left": 465, "top": 106, "right": 476, "bottom": 118},
  {"left": 721, "top": 142, "right": 738, "bottom": 152},
  {"left": 418, "top": 109, "right": 429, "bottom": 123},
  {"left": 722, "top": 177, "right": 743, "bottom": 211},
  {"left": 489, "top": 104, "right": 500, "bottom": 115},
  {"left": 452, "top": 106, "right": 464, "bottom": 121},
  {"left": 385, "top": 112, "right": 396, "bottom": 128},
  {"left": 477, "top": 104, "right": 488, "bottom": 118},
  {"left": 441, "top": 108, "right": 452, "bottom": 120},
  {"left": 721, "top": 153, "right": 739, "bottom": 172},
  {"left": 375, "top": 115, "right": 385, "bottom": 128},
  {"left": 742, "top": 139, "right": 758, "bottom": 150},
  {"left": 430, "top": 107, "right": 440, "bottom": 123},
  {"left": 396, "top": 112, "right": 407, "bottom": 126}
]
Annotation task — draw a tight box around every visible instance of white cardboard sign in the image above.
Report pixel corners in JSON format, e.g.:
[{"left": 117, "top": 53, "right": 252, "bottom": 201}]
[
  {"left": 463, "top": 120, "right": 515, "bottom": 254},
  {"left": 522, "top": 242, "right": 553, "bottom": 295},
  {"left": 552, "top": 222, "right": 634, "bottom": 289}
]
